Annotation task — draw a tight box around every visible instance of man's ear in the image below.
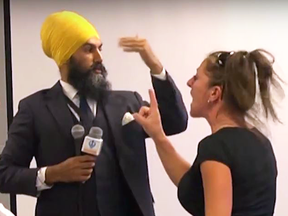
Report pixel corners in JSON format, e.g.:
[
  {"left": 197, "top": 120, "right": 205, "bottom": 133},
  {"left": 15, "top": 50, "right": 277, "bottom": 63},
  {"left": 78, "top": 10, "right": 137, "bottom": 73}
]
[{"left": 58, "top": 60, "right": 70, "bottom": 81}]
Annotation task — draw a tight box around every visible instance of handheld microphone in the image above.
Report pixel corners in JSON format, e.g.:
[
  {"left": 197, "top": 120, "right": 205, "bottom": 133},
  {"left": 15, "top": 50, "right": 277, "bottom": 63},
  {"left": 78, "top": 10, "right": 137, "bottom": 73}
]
[
  {"left": 81, "top": 127, "right": 103, "bottom": 156},
  {"left": 71, "top": 124, "right": 85, "bottom": 156}
]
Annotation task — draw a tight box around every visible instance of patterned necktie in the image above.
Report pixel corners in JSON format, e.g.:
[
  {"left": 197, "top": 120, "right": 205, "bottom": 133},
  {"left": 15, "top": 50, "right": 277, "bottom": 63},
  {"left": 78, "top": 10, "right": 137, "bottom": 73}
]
[{"left": 79, "top": 94, "right": 94, "bottom": 129}]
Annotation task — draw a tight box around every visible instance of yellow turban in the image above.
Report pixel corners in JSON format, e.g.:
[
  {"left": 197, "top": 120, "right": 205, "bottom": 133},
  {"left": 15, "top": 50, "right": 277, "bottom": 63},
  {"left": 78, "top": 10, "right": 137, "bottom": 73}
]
[{"left": 41, "top": 11, "right": 100, "bottom": 66}]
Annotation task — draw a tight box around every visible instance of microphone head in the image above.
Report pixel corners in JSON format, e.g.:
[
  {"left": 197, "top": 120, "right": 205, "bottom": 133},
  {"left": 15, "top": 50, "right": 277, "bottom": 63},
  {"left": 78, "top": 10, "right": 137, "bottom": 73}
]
[
  {"left": 89, "top": 127, "right": 103, "bottom": 139},
  {"left": 71, "top": 124, "right": 85, "bottom": 139}
]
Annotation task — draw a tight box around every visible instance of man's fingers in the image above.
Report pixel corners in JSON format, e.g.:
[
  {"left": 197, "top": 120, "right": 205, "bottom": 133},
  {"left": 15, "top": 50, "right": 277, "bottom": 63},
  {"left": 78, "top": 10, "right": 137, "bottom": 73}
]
[
  {"left": 119, "top": 40, "right": 146, "bottom": 45},
  {"left": 119, "top": 37, "right": 146, "bottom": 43},
  {"left": 81, "top": 169, "right": 94, "bottom": 176},
  {"left": 78, "top": 155, "right": 96, "bottom": 162},
  {"left": 79, "top": 162, "right": 95, "bottom": 169},
  {"left": 122, "top": 48, "right": 142, "bottom": 53},
  {"left": 119, "top": 41, "right": 146, "bottom": 48}
]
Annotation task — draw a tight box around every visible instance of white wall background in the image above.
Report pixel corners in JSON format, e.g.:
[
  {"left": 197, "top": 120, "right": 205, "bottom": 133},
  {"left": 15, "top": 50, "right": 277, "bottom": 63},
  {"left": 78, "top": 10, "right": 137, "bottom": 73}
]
[{"left": 10, "top": 0, "right": 288, "bottom": 215}]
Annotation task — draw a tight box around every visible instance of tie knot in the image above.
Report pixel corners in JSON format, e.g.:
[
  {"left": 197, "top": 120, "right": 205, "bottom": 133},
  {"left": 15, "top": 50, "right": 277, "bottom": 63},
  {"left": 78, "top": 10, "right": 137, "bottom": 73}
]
[{"left": 77, "top": 92, "right": 86, "bottom": 99}]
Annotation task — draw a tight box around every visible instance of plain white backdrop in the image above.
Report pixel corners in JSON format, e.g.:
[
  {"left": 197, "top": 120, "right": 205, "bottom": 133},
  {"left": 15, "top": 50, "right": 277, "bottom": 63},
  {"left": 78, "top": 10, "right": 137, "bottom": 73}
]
[{"left": 10, "top": 0, "right": 288, "bottom": 215}]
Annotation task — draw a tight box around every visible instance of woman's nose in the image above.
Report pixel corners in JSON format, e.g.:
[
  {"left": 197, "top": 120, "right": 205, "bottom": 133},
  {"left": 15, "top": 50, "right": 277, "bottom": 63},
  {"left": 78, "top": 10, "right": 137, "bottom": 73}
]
[{"left": 187, "top": 77, "right": 194, "bottom": 88}]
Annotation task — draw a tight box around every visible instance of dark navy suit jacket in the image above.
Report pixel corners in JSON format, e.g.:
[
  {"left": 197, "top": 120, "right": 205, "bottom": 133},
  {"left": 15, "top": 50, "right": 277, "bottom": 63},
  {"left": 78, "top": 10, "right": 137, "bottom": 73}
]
[{"left": 0, "top": 74, "right": 188, "bottom": 216}]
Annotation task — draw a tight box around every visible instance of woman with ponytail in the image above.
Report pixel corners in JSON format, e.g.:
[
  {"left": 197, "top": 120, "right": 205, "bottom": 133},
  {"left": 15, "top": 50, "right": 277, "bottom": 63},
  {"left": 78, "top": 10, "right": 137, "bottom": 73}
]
[{"left": 133, "top": 49, "right": 283, "bottom": 216}]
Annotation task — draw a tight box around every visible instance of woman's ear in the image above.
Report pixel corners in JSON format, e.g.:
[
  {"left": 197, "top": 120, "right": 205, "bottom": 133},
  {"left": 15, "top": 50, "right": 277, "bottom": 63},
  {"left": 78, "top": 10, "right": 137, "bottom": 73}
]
[{"left": 209, "top": 86, "right": 222, "bottom": 103}]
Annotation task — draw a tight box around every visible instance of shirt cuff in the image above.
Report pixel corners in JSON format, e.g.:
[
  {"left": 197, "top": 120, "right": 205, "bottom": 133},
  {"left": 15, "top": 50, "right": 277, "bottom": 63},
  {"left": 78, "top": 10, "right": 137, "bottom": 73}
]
[
  {"left": 36, "top": 167, "right": 53, "bottom": 192},
  {"left": 151, "top": 68, "right": 167, "bottom": 81}
]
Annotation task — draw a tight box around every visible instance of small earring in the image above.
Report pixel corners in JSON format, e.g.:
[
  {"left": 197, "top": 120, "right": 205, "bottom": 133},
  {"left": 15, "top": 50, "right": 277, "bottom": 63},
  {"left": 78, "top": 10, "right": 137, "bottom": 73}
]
[{"left": 207, "top": 100, "right": 210, "bottom": 103}]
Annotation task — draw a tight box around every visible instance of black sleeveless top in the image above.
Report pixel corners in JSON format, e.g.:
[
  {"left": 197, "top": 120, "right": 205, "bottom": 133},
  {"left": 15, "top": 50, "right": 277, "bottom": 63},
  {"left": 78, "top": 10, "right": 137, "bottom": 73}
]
[{"left": 178, "top": 127, "right": 277, "bottom": 216}]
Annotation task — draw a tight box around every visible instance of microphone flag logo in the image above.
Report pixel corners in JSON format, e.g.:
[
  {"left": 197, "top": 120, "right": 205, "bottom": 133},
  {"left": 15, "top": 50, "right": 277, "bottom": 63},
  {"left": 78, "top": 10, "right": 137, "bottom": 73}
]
[{"left": 89, "top": 140, "right": 97, "bottom": 149}]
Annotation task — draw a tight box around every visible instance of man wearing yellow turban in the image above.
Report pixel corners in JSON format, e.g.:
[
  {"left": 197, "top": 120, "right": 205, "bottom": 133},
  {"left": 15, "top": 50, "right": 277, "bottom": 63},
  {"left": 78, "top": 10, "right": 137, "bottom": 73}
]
[{"left": 0, "top": 11, "right": 188, "bottom": 216}]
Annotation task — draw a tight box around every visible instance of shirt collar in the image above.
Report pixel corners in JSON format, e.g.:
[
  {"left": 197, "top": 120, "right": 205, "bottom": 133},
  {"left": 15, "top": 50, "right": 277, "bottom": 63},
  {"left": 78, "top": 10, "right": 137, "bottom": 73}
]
[{"left": 59, "top": 80, "right": 78, "bottom": 100}]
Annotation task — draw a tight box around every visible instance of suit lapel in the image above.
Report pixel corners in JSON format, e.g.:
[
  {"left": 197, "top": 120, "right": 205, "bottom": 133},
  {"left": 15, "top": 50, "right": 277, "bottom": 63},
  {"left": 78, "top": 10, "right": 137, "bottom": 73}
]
[
  {"left": 100, "top": 92, "right": 127, "bottom": 159},
  {"left": 45, "top": 82, "right": 75, "bottom": 141},
  {"left": 101, "top": 92, "right": 154, "bottom": 216}
]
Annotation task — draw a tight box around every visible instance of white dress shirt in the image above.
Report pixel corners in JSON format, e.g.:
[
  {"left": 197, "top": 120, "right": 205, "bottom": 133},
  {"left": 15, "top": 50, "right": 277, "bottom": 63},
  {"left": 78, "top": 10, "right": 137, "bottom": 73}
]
[
  {"left": 36, "top": 69, "right": 167, "bottom": 191},
  {"left": 0, "top": 204, "right": 14, "bottom": 216},
  {"left": 60, "top": 80, "right": 97, "bottom": 120}
]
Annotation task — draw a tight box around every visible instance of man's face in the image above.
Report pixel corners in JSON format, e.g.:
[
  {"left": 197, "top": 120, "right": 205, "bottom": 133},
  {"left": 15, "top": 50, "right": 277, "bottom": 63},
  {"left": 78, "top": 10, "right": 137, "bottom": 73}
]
[{"left": 67, "top": 37, "right": 111, "bottom": 100}]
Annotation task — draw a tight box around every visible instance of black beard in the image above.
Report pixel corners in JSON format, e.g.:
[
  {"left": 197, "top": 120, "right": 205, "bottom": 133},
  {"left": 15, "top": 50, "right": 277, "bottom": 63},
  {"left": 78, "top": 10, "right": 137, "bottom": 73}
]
[{"left": 67, "top": 58, "right": 111, "bottom": 101}]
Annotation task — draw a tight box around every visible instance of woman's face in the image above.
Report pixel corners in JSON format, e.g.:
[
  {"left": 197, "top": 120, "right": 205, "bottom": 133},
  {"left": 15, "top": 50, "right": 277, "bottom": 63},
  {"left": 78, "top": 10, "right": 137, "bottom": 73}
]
[{"left": 187, "top": 60, "right": 212, "bottom": 118}]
